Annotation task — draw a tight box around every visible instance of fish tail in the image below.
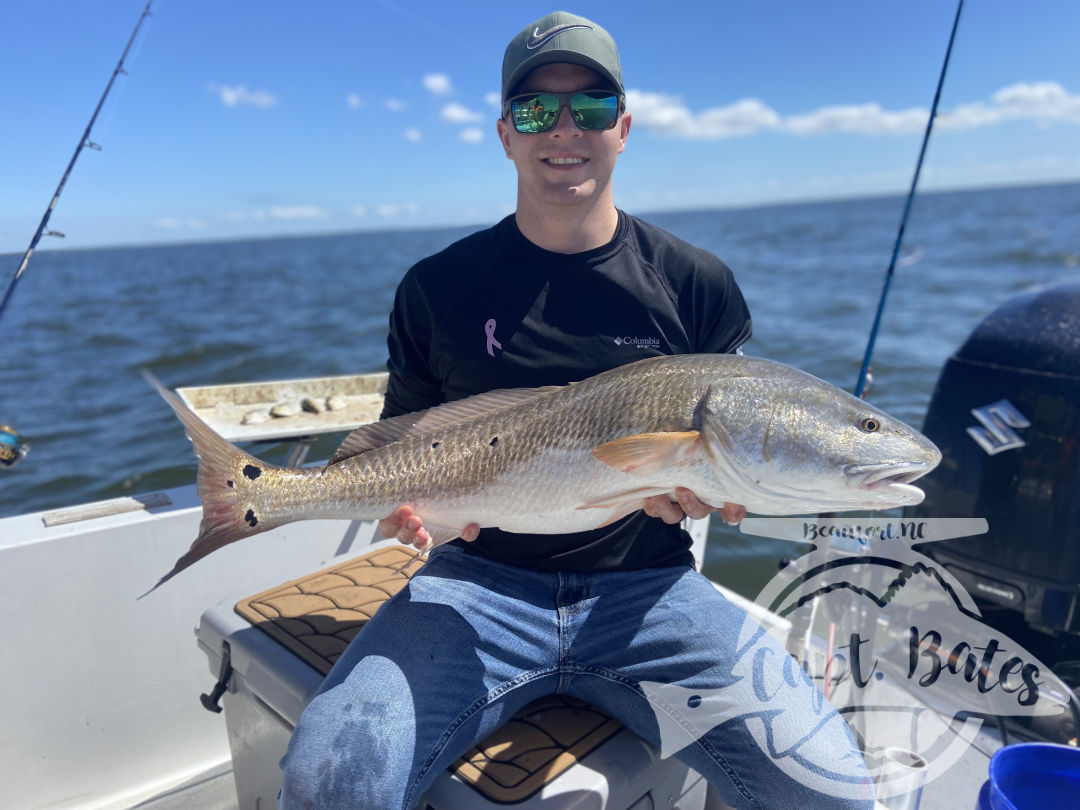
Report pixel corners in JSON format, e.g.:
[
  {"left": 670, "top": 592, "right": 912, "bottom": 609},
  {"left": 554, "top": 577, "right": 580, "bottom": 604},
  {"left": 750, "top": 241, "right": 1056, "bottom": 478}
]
[{"left": 141, "top": 371, "right": 286, "bottom": 596}]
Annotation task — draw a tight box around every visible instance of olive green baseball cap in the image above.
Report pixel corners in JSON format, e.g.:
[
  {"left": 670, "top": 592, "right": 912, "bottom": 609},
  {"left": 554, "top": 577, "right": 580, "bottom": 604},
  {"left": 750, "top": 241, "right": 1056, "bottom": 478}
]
[{"left": 501, "top": 11, "right": 623, "bottom": 101}]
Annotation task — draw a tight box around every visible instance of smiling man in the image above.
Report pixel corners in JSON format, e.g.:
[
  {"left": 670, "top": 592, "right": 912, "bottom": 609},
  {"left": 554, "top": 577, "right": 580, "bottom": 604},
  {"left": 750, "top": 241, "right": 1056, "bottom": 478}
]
[{"left": 279, "top": 12, "right": 873, "bottom": 810}]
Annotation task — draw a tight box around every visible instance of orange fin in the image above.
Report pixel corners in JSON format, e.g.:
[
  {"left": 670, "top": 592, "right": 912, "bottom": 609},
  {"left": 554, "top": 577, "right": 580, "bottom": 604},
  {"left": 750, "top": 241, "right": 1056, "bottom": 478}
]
[
  {"left": 577, "top": 486, "right": 675, "bottom": 528},
  {"left": 388, "top": 553, "right": 427, "bottom": 576},
  {"left": 577, "top": 486, "right": 673, "bottom": 511},
  {"left": 140, "top": 370, "right": 283, "bottom": 597},
  {"left": 414, "top": 521, "right": 470, "bottom": 553},
  {"left": 591, "top": 431, "right": 703, "bottom": 474}
]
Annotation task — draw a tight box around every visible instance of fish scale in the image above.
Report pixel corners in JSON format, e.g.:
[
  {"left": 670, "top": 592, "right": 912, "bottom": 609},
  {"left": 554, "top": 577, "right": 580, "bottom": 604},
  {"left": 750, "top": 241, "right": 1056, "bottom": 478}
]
[
  {"left": 143, "top": 354, "right": 940, "bottom": 592},
  {"left": 350, "top": 362, "right": 701, "bottom": 529}
]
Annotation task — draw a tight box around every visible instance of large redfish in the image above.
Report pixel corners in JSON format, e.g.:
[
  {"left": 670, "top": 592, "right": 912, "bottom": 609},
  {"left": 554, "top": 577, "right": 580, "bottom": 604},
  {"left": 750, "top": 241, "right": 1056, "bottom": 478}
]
[{"left": 145, "top": 354, "right": 940, "bottom": 590}]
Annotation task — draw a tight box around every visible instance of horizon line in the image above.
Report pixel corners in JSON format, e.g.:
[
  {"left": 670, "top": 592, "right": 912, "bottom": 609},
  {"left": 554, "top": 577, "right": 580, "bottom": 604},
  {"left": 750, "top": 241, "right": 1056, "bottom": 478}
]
[{"left": 5, "top": 176, "right": 1078, "bottom": 258}]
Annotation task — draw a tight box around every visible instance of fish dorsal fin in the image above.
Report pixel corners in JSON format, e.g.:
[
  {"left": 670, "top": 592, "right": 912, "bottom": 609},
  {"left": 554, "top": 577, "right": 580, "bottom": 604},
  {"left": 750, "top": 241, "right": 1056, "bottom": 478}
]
[{"left": 328, "top": 386, "right": 557, "bottom": 465}]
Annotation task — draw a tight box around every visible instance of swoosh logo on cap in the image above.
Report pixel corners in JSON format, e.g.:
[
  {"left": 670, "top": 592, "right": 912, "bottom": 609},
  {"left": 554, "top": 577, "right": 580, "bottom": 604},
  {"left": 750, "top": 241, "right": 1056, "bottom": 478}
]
[{"left": 526, "top": 23, "right": 593, "bottom": 50}]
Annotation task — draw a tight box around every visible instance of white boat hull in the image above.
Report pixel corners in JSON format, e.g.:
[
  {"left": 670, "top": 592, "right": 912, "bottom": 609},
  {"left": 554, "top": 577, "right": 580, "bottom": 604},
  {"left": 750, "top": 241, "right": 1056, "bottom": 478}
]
[{"left": 0, "top": 483, "right": 385, "bottom": 809}]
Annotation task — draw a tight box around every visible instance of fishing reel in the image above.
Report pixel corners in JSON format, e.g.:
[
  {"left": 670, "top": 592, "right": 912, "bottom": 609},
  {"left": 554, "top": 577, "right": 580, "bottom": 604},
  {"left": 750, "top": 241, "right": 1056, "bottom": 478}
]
[{"left": 0, "top": 424, "right": 29, "bottom": 470}]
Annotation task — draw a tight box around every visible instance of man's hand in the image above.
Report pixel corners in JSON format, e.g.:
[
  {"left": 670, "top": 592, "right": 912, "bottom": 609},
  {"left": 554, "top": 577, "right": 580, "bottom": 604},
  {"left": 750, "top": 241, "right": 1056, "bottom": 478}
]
[
  {"left": 642, "top": 488, "right": 747, "bottom": 526},
  {"left": 378, "top": 506, "right": 480, "bottom": 550}
]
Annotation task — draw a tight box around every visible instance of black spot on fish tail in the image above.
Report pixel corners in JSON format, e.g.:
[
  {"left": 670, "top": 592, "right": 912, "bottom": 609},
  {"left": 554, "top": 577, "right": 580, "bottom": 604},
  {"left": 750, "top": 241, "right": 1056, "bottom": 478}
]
[
  {"left": 431, "top": 441, "right": 440, "bottom": 449},
  {"left": 227, "top": 480, "right": 234, "bottom": 488},
  {"left": 489, "top": 436, "right": 499, "bottom": 447},
  {"left": 243, "top": 464, "right": 262, "bottom": 480},
  {"left": 245, "top": 508, "right": 258, "bottom": 527}
]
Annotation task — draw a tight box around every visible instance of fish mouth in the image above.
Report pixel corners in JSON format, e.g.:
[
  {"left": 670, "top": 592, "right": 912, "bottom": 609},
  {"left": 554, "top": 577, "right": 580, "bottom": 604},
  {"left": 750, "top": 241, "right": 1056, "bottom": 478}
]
[{"left": 846, "top": 462, "right": 935, "bottom": 500}]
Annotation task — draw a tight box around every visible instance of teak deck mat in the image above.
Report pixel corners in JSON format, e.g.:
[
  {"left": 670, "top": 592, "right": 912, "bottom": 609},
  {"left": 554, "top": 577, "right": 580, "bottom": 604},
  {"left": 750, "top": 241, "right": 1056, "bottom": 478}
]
[{"left": 235, "top": 545, "right": 624, "bottom": 803}]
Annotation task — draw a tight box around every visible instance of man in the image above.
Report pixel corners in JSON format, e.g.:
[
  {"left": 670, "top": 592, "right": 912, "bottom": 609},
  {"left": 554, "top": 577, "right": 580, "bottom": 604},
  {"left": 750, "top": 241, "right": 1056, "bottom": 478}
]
[{"left": 280, "top": 12, "right": 873, "bottom": 809}]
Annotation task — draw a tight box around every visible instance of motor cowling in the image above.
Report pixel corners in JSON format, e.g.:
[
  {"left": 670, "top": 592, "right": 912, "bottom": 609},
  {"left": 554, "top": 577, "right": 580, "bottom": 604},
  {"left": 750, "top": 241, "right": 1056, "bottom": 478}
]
[{"left": 909, "top": 281, "right": 1080, "bottom": 634}]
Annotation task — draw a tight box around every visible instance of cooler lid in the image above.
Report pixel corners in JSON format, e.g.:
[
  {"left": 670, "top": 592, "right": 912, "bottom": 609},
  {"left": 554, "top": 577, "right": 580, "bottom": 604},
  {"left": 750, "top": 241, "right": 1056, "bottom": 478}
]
[{"left": 233, "top": 544, "right": 624, "bottom": 803}]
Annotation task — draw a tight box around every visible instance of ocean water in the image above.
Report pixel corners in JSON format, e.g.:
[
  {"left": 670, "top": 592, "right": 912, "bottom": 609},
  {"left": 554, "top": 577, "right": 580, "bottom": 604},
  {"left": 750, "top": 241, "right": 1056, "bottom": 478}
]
[{"left": 2, "top": 182, "right": 1078, "bottom": 596}]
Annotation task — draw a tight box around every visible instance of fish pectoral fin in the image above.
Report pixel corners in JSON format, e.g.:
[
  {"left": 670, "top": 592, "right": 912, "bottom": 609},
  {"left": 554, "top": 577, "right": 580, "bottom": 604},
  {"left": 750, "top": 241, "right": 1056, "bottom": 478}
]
[
  {"left": 416, "top": 521, "right": 468, "bottom": 552},
  {"left": 591, "top": 431, "right": 703, "bottom": 474},
  {"left": 577, "top": 486, "right": 673, "bottom": 511},
  {"left": 577, "top": 487, "right": 674, "bottom": 528}
]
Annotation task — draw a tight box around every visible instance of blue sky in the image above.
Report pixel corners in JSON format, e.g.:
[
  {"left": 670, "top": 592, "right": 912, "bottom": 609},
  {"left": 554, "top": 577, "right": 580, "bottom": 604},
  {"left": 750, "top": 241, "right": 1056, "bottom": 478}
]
[{"left": 2, "top": 0, "right": 1078, "bottom": 252}]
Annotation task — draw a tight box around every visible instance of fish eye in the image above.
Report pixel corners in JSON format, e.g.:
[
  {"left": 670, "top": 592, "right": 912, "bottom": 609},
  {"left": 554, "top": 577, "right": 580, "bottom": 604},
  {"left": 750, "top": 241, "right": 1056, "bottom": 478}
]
[{"left": 859, "top": 416, "right": 880, "bottom": 433}]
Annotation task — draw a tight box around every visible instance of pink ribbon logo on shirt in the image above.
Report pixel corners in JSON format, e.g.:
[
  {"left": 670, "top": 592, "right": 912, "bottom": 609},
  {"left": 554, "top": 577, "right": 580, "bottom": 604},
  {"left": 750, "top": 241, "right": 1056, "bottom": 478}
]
[{"left": 485, "top": 319, "right": 502, "bottom": 357}]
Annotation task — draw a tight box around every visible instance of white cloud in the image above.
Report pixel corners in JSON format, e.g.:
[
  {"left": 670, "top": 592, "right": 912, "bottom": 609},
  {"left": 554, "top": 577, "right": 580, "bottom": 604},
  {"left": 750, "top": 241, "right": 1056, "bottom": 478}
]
[
  {"left": 351, "top": 205, "right": 367, "bottom": 218},
  {"left": 626, "top": 81, "right": 1080, "bottom": 140},
  {"left": 404, "top": 128, "right": 422, "bottom": 142},
  {"left": 484, "top": 91, "right": 501, "bottom": 109},
  {"left": 346, "top": 93, "right": 363, "bottom": 110},
  {"left": 695, "top": 98, "right": 781, "bottom": 137},
  {"left": 207, "top": 83, "right": 277, "bottom": 109},
  {"left": 940, "top": 81, "right": 1080, "bottom": 130},
  {"left": 441, "top": 102, "right": 483, "bottom": 124},
  {"left": 384, "top": 98, "right": 407, "bottom": 111},
  {"left": 423, "top": 73, "right": 452, "bottom": 96},
  {"left": 782, "top": 103, "right": 928, "bottom": 136},
  {"left": 626, "top": 91, "right": 779, "bottom": 138},
  {"left": 269, "top": 206, "right": 325, "bottom": 220},
  {"left": 458, "top": 127, "right": 485, "bottom": 144},
  {"left": 375, "top": 202, "right": 420, "bottom": 218}
]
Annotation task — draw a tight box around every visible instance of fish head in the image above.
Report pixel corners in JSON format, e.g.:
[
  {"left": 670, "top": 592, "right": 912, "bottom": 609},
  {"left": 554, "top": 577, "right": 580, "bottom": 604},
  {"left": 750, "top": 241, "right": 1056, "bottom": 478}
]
[{"left": 698, "top": 366, "right": 941, "bottom": 514}]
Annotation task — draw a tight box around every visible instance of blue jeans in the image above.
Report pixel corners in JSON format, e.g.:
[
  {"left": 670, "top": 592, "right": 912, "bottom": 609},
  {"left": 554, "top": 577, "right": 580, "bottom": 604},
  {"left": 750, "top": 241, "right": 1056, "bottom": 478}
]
[{"left": 279, "top": 544, "right": 875, "bottom": 810}]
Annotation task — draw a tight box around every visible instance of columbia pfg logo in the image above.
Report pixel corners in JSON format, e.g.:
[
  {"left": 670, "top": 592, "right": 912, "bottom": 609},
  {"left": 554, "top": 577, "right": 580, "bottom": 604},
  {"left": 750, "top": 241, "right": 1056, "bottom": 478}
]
[{"left": 613, "top": 336, "right": 661, "bottom": 349}]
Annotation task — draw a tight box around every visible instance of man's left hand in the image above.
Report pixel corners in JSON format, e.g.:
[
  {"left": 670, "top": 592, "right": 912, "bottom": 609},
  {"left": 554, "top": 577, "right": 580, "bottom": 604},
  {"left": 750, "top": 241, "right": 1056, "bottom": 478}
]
[{"left": 642, "top": 488, "right": 746, "bottom": 526}]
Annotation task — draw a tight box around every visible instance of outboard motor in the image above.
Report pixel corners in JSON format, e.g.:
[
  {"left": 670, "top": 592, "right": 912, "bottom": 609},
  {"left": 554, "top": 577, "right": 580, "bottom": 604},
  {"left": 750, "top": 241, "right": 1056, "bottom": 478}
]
[
  {"left": 909, "top": 281, "right": 1080, "bottom": 634},
  {"left": 909, "top": 281, "right": 1080, "bottom": 743}
]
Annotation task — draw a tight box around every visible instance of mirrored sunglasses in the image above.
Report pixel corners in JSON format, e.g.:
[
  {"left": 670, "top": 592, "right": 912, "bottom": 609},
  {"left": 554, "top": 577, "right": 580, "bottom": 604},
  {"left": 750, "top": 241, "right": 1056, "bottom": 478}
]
[{"left": 503, "top": 90, "right": 623, "bottom": 134}]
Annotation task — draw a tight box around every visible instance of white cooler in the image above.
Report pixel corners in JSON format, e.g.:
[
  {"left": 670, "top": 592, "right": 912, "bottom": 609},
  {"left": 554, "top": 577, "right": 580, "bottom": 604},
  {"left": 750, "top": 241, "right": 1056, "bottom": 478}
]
[{"left": 195, "top": 540, "right": 728, "bottom": 810}]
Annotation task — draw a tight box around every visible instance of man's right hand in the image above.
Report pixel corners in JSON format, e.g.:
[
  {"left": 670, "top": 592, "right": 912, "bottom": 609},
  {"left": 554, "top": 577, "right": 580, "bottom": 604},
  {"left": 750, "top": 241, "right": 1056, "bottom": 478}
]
[{"left": 378, "top": 506, "right": 480, "bottom": 550}]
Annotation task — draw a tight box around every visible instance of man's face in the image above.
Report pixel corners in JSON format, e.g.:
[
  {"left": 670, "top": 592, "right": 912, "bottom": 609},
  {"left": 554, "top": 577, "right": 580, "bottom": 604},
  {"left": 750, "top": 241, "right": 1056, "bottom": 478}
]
[{"left": 497, "top": 63, "right": 631, "bottom": 210}]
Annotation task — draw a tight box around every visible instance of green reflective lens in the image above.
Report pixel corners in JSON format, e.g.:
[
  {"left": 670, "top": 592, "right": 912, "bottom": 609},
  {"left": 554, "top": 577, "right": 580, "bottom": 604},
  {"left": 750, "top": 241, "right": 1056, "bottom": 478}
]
[
  {"left": 571, "top": 92, "right": 620, "bottom": 130},
  {"left": 511, "top": 94, "right": 560, "bottom": 134},
  {"left": 507, "top": 91, "right": 620, "bottom": 134}
]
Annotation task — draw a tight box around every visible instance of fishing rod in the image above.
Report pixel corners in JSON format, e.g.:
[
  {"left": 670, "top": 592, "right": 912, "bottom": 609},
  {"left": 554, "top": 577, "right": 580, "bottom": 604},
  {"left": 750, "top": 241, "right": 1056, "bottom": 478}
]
[
  {"left": 853, "top": 0, "right": 964, "bottom": 398},
  {"left": 795, "top": 0, "right": 967, "bottom": 675},
  {"left": 0, "top": 0, "right": 155, "bottom": 325}
]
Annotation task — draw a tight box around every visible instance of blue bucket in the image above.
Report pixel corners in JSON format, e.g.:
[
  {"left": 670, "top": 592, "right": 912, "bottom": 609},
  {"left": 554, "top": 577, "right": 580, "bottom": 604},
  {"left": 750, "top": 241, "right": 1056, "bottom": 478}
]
[{"left": 975, "top": 743, "right": 1080, "bottom": 809}]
